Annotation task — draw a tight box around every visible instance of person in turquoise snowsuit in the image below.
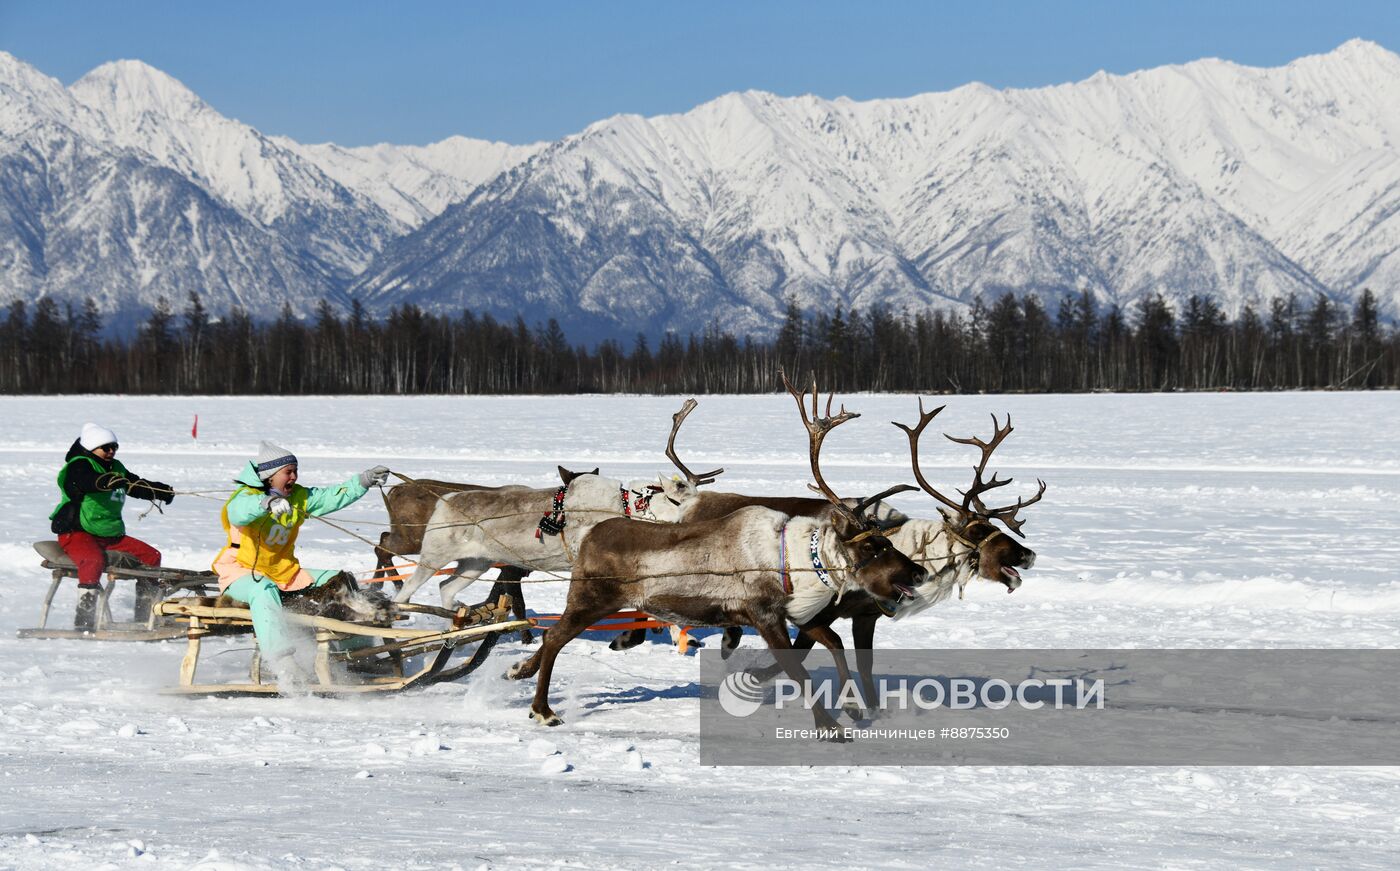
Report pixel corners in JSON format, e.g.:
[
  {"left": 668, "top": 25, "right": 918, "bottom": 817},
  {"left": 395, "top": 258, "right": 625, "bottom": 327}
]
[{"left": 212, "top": 440, "right": 388, "bottom": 662}]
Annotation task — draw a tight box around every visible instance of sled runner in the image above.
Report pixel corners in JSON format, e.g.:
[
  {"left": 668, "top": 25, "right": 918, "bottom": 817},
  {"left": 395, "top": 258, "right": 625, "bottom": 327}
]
[
  {"left": 153, "top": 594, "right": 531, "bottom": 696},
  {"left": 18, "top": 541, "right": 217, "bottom": 641}
]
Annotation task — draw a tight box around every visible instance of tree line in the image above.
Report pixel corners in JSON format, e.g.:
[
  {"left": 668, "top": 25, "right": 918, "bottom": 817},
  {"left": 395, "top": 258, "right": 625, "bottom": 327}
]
[{"left": 1, "top": 288, "right": 1396, "bottom": 395}]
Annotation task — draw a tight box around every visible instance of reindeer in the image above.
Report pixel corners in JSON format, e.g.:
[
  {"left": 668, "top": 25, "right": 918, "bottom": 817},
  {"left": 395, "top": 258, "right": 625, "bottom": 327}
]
[
  {"left": 375, "top": 468, "right": 597, "bottom": 643},
  {"left": 609, "top": 398, "right": 908, "bottom": 652},
  {"left": 393, "top": 470, "right": 688, "bottom": 609},
  {"left": 507, "top": 375, "right": 931, "bottom": 732},
  {"left": 761, "top": 399, "right": 1046, "bottom": 712}
]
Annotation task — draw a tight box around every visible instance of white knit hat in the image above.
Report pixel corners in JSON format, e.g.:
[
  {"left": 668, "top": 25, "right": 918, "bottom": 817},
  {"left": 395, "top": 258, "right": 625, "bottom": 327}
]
[
  {"left": 253, "top": 440, "right": 298, "bottom": 481},
  {"left": 79, "top": 422, "right": 118, "bottom": 451}
]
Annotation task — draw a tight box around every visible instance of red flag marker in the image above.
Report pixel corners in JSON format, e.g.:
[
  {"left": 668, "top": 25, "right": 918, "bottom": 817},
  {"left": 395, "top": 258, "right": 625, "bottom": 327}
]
[{"left": 192, "top": 414, "right": 198, "bottom": 440}]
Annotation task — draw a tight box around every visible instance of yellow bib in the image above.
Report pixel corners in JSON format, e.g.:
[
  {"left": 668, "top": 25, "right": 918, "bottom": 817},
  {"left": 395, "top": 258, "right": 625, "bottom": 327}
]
[{"left": 216, "top": 486, "right": 311, "bottom": 588}]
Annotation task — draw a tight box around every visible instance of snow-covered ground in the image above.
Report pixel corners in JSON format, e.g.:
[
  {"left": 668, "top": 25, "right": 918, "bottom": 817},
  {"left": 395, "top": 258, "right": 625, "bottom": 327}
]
[{"left": 2, "top": 392, "right": 1398, "bottom": 869}]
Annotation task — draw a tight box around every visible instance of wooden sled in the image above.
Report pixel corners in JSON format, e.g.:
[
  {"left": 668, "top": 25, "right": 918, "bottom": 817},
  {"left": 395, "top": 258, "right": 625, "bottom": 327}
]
[
  {"left": 154, "top": 595, "right": 532, "bottom": 696},
  {"left": 18, "top": 541, "right": 217, "bottom": 641}
]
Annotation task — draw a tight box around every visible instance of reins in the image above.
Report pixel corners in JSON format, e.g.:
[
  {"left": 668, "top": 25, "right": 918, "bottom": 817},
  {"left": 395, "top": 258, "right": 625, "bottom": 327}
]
[{"left": 91, "top": 468, "right": 951, "bottom": 595}]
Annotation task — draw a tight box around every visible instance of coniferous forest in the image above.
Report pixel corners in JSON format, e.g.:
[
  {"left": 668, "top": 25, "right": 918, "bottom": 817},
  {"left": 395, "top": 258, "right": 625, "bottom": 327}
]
[{"left": 1, "top": 288, "right": 1396, "bottom": 395}]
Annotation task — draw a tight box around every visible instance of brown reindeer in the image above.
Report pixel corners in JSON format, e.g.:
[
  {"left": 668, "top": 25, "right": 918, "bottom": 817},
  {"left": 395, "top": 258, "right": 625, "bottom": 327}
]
[
  {"left": 375, "top": 467, "right": 598, "bottom": 644},
  {"left": 610, "top": 398, "right": 907, "bottom": 653},
  {"left": 759, "top": 400, "right": 1046, "bottom": 712},
  {"left": 507, "top": 375, "right": 931, "bottom": 732}
]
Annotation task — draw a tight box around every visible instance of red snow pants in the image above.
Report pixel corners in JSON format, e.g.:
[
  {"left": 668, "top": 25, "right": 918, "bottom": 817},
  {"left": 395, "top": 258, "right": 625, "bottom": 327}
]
[{"left": 57, "top": 532, "right": 161, "bottom": 587}]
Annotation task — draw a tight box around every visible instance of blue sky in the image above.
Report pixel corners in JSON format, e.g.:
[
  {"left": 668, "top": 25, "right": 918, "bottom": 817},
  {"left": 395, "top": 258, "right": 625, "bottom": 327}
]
[{"left": 1, "top": 1, "right": 1395, "bottom": 146}]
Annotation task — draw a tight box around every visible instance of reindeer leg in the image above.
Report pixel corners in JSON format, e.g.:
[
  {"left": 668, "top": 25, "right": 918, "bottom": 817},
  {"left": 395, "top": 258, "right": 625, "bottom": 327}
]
[
  {"left": 720, "top": 625, "right": 744, "bottom": 659},
  {"left": 506, "top": 648, "right": 544, "bottom": 681},
  {"left": 752, "top": 619, "right": 847, "bottom": 741},
  {"left": 374, "top": 533, "right": 404, "bottom": 596},
  {"left": 438, "top": 559, "right": 490, "bottom": 609},
  {"left": 524, "top": 604, "right": 615, "bottom": 726},
  {"left": 497, "top": 566, "right": 534, "bottom": 644},
  {"left": 393, "top": 559, "right": 441, "bottom": 604},
  {"left": 609, "top": 627, "right": 647, "bottom": 651},
  {"left": 803, "top": 624, "right": 864, "bottom": 719},
  {"left": 851, "top": 614, "right": 880, "bottom": 718},
  {"left": 750, "top": 623, "right": 818, "bottom": 681}
]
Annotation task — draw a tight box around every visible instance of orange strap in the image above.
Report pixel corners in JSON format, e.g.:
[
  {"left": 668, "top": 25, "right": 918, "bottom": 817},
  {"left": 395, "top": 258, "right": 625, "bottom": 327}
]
[{"left": 531, "top": 611, "right": 695, "bottom": 652}]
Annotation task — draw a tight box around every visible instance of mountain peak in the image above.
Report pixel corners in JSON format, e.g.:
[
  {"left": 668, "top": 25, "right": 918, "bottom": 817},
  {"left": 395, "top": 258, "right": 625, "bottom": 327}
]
[
  {"left": 1331, "top": 37, "right": 1394, "bottom": 59},
  {"left": 0, "top": 51, "right": 88, "bottom": 135},
  {"left": 1283, "top": 38, "right": 1400, "bottom": 75},
  {"left": 0, "top": 50, "right": 67, "bottom": 97},
  {"left": 71, "top": 59, "right": 207, "bottom": 121}
]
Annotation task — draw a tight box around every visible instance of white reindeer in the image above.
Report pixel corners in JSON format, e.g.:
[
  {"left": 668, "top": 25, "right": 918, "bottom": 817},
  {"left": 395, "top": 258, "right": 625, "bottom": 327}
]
[{"left": 394, "top": 472, "right": 689, "bottom": 608}]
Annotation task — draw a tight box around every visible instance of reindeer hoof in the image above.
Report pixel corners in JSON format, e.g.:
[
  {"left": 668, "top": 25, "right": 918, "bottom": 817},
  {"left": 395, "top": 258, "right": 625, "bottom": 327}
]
[
  {"left": 530, "top": 710, "right": 563, "bottom": 727},
  {"left": 506, "top": 659, "right": 533, "bottom": 680},
  {"left": 816, "top": 717, "right": 849, "bottom": 742},
  {"left": 519, "top": 630, "right": 537, "bottom": 645}
]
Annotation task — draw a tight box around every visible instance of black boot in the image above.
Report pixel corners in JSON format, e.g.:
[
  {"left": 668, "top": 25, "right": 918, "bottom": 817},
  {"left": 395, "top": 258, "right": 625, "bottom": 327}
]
[{"left": 75, "top": 587, "right": 98, "bottom": 632}]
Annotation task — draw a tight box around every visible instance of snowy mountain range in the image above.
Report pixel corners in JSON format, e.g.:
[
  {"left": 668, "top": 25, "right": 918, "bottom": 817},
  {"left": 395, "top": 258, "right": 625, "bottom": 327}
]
[{"left": 1, "top": 40, "right": 1397, "bottom": 337}]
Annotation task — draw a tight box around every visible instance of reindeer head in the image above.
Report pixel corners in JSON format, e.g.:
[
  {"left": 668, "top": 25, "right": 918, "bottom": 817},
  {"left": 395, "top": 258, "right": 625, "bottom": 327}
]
[
  {"left": 894, "top": 400, "right": 1045, "bottom": 593},
  {"left": 557, "top": 465, "right": 600, "bottom": 486},
  {"left": 782, "top": 371, "right": 930, "bottom": 604},
  {"left": 621, "top": 476, "right": 693, "bottom": 522},
  {"left": 650, "top": 473, "right": 700, "bottom": 508}
]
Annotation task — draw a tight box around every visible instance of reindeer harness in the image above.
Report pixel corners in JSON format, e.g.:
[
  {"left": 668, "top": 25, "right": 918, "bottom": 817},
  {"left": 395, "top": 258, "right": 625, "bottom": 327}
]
[
  {"left": 807, "top": 530, "right": 835, "bottom": 591},
  {"left": 619, "top": 486, "right": 652, "bottom": 517},
  {"left": 536, "top": 486, "right": 568, "bottom": 539},
  {"left": 778, "top": 521, "right": 853, "bottom": 624}
]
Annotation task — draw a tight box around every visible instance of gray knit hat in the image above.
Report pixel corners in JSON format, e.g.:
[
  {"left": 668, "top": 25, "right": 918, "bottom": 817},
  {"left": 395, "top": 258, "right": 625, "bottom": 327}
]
[{"left": 253, "top": 440, "right": 298, "bottom": 481}]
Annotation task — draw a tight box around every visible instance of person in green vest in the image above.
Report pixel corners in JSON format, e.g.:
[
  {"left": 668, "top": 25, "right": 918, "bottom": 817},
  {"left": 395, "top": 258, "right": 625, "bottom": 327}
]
[
  {"left": 49, "top": 422, "right": 174, "bottom": 630},
  {"left": 212, "top": 441, "right": 389, "bottom": 682}
]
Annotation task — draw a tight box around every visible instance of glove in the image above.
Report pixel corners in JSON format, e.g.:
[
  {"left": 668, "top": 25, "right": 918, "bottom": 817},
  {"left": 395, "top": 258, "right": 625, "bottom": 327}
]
[
  {"left": 95, "top": 471, "right": 126, "bottom": 492},
  {"left": 260, "top": 494, "right": 293, "bottom": 521},
  {"left": 148, "top": 480, "right": 175, "bottom": 505},
  {"left": 358, "top": 465, "right": 391, "bottom": 488}
]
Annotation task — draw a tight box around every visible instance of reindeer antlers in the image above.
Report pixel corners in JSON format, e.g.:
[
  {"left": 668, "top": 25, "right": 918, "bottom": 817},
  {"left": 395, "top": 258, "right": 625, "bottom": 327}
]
[
  {"left": 893, "top": 400, "right": 1046, "bottom": 536},
  {"left": 947, "top": 414, "right": 1017, "bottom": 514},
  {"left": 892, "top": 398, "right": 964, "bottom": 516},
  {"left": 781, "top": 369, "right": 860, "bottom": 516},
  {"left": 666, "top": 399, "right": 724, "bottom": 486},
  {"left": 949, "top": 414, "right": 1046, "bottom": 535}
]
